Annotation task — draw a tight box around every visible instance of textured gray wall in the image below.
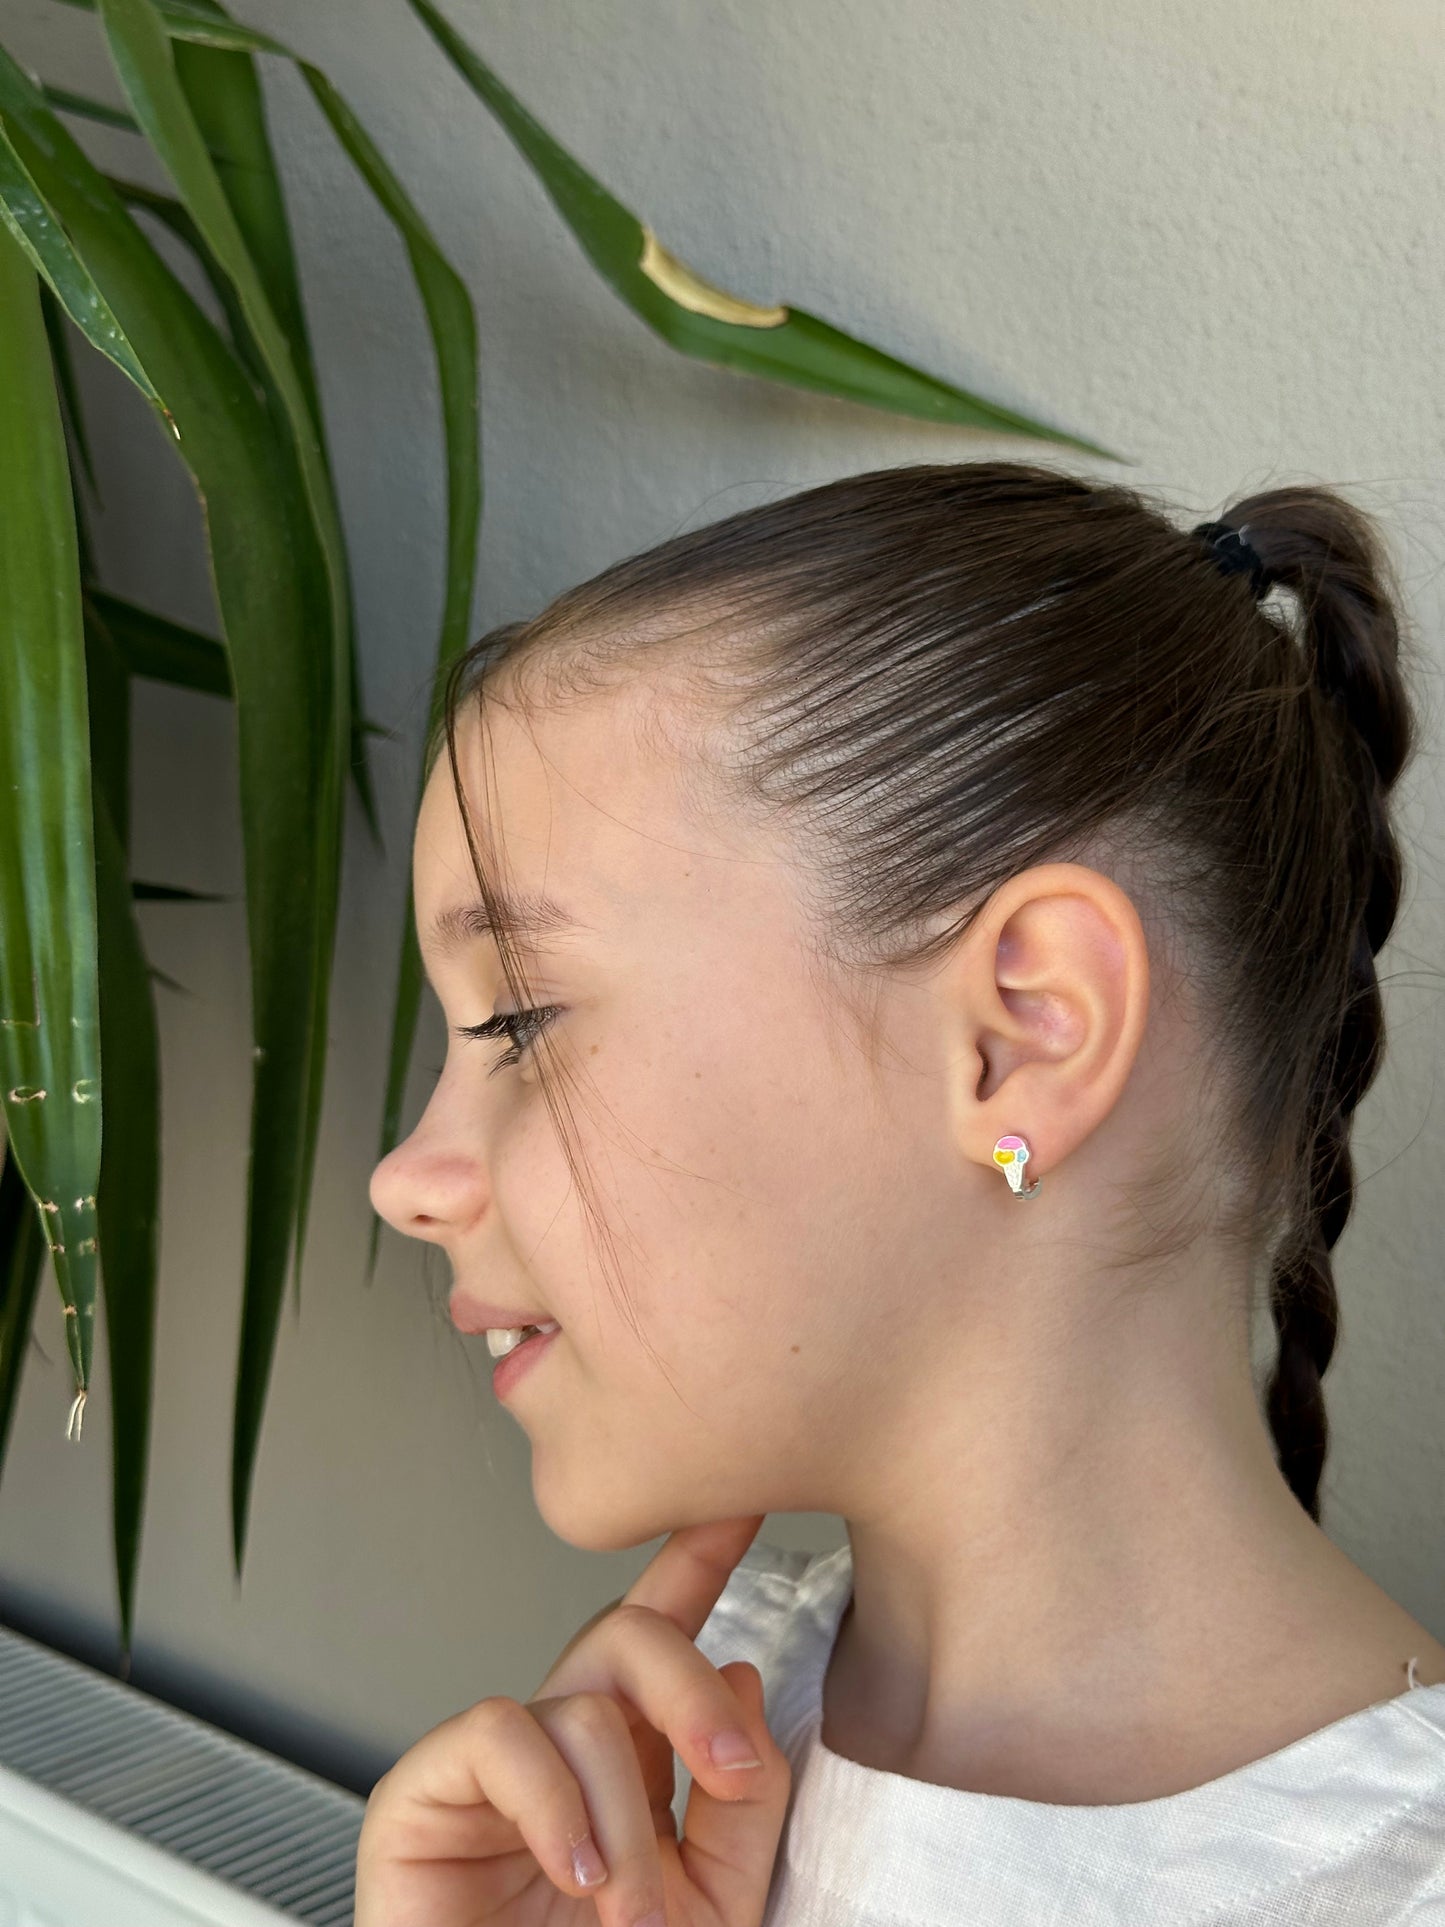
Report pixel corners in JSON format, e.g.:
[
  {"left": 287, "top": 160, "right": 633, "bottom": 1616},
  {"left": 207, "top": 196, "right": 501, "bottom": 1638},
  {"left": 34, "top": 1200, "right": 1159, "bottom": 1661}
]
[{"left": 1, "top": 0, "right": 1442, "bottom": 1798}]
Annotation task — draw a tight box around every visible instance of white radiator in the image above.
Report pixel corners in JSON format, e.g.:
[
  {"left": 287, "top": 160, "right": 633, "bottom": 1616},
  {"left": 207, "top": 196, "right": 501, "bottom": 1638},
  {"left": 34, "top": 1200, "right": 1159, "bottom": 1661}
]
[{"left": 0, "top": 1621, "right": 366, "bottom": 1926}]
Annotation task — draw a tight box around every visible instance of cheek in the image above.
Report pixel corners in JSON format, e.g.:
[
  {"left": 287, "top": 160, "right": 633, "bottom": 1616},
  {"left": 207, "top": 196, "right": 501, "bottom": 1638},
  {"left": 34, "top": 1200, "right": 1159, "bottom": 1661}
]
[
  {"left": 631, "top": 1109, "right": 856, "bottom": 1375},
  {"left": 505, "top": 1011, "right": 880, "bottom": 1353},
  {"left": 488, "top": 1080, "right": 582, "bottom": 1264}
]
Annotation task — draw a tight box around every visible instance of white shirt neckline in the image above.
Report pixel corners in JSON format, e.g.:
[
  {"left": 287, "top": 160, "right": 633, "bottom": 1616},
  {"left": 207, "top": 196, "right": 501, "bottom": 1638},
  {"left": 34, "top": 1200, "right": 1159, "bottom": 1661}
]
[{"left": 767, "top": 1543, "right": 1445, "bottom": 1922}]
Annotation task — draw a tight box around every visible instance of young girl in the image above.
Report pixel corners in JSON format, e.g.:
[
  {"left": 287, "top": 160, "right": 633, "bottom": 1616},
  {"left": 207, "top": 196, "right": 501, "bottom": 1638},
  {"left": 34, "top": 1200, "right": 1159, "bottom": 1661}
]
[{"left": 359, "top": 461, "right": 1445, "bottom": 1925}]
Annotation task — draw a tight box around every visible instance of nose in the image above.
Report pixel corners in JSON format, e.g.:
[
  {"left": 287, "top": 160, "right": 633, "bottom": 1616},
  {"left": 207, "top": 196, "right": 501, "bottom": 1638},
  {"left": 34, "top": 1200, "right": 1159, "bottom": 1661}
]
[{"left": 368, "top": 1132, "right": 488, "bottom": 1244}]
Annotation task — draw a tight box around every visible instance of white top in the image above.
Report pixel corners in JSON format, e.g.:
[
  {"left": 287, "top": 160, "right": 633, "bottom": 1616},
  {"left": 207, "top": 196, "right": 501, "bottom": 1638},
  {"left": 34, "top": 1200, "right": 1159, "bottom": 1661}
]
[{"left": 671, "top": 1538, "right": 1445, "bottom": 1924}]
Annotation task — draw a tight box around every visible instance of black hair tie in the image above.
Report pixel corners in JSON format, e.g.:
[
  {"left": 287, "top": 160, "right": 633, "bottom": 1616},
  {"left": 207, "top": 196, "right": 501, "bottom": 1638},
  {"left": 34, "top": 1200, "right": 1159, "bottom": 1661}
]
[{"left": 1191, "top": 520, "right": 1276, "bottom": 601}]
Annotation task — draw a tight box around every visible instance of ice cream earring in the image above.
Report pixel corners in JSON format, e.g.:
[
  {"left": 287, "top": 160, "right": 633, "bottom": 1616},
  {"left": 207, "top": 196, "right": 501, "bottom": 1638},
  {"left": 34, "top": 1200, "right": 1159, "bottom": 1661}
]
[{"left": 993, "top": 1133, "right": 1042, "bottom": 1199}]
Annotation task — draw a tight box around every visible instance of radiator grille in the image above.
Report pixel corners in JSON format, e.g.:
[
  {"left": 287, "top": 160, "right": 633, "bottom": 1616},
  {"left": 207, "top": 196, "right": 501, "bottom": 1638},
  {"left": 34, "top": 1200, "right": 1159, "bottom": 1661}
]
[{"left": 0, "top": 1620, "right": 366, "bottom": 1925}]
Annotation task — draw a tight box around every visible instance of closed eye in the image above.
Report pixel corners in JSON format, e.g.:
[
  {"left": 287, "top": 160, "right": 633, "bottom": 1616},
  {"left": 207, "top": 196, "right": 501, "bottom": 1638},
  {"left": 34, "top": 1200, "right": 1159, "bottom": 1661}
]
[{"left": 454, "top": 1005, "right": 560, "bottom": 1075}]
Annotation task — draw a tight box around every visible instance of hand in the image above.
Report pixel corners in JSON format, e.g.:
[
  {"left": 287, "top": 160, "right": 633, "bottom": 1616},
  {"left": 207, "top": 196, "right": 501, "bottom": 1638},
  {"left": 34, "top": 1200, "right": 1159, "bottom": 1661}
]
[{"left": 354, "top": 1514, "right": 791, "bottom": 1927}]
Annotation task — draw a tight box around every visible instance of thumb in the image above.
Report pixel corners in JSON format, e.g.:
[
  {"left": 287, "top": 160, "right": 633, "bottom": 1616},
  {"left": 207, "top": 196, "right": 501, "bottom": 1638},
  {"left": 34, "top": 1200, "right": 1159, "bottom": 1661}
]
[{"left": 673, "top": 1661, "right": 791, "bottom": 1925}]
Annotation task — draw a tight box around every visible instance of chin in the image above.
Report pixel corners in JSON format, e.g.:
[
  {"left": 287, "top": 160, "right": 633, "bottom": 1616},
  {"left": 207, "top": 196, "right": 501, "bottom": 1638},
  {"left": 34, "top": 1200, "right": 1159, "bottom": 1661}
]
[
  {"left": 532, "top": 1468, "right": 689, "bottom": 1555},
  {"left": 541, "top": 1512, "right": 668, "bottom": 1556}
]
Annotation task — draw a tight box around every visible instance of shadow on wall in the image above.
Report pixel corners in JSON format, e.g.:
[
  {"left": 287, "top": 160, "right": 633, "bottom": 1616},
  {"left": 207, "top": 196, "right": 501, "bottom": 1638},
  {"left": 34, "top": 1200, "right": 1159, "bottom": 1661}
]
[{"left": 0, "top": 1586, "right": 391, "bottom": 1798}]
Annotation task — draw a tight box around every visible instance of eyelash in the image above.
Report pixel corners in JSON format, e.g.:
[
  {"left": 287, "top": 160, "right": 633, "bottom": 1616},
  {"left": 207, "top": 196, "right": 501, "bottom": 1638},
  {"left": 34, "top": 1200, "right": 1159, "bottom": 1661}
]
[{"left": 452, "top": 1005, "right": 560, "bottom": 1075}]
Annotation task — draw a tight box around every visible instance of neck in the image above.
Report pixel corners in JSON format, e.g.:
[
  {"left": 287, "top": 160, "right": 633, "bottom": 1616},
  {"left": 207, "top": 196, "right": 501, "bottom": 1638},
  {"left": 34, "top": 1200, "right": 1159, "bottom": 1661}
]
[{"left": 821, "top": 1280, "right": 1440, "bottom": 1802}]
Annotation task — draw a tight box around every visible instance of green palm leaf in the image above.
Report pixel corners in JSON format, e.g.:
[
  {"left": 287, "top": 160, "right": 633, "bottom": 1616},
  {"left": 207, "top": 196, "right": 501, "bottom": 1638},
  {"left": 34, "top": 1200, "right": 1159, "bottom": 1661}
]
[
  {"left": 39, "top": 280, "right": 100, "bottom": 499},
  {"left": 0, "top": 112, "right": 163, "bottom": 404},
  {"left": 169, "top": 0, "right": 384, "bottom": 864},
  {"left": 40, "top": 80, "right": 140, "bottom": 131},
  {"left": 0, "top": 47, "right": 337, "bottom": 1585},
  {"left": 11, "top": 0, "right": 483, "bottom": 1580},
  {"left": 0, "top": 1144, "right": 50, "bottom": 1482},
  {"left": 51, "top": 0, "right": 485, "bottom": 1294},
  {"left": 84, "top": 599, "right": 161, "bottom": 1662},
  {"left": 404, "top": 0, "right": 1125, "bottom": 460},
  {"left": 0, "top": 230, "right": 102, "bottom": 1440},
  {"left": 93, "top": 0, "right": 354, "bottom": 1574},
  {"left": 84, "top": 587, "right": 231, "bottom": 696}
]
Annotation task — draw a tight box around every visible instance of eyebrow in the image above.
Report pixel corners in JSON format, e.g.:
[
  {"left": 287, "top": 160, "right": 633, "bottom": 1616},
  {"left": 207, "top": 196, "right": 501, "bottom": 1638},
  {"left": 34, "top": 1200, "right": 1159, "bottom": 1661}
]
[{"left": 423, "top": 887, "right": 588, "bottom": 960}]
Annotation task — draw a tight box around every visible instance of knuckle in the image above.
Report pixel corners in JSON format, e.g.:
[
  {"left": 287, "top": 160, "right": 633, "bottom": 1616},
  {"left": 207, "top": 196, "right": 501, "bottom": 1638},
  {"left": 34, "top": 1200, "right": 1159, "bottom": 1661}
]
[
  {"left": 458, "top": 1693, "right": 525, "bottom": 1741},
  {"left": 361, "top": 1761, "right": 407, "bottom": 1823},
  {"left": 559, "top": 1688, "right": 629, "bottom": 1744},
  {"left": 607, "top": 1600, "right": 660, "bottom": 1635},
  {"left": 464, "top": 1691, "right": 516, "bottom": 1723}
]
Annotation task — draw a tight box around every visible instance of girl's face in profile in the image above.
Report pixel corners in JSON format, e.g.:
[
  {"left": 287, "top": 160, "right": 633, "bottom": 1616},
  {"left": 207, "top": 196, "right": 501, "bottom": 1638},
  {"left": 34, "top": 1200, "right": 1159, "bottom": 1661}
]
[{"left": 368, "top": 672, "right": 977, "bottom": 1551}]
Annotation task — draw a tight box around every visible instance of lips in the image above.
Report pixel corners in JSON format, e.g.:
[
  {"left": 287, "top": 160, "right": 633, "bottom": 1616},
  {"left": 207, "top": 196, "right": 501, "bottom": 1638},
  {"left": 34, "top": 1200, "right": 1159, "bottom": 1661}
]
[{"left": 448, "top": 1293, "right": 555, "bottom": 1335}]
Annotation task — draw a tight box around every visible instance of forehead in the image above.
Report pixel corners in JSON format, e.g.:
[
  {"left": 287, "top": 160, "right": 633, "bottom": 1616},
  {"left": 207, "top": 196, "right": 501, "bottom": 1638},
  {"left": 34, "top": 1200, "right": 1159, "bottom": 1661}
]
[{"left": 412, "top": 679, "right": 711, "bottom": 960}]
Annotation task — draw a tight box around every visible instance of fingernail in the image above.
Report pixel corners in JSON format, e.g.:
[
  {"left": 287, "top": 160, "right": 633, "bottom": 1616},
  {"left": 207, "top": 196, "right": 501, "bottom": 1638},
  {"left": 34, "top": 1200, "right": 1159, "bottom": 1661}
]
[
  {"left": 710, "top": 1729, "right": 763, "bottom": 1770},
  {"left": 571, "top": 1835, "right": 608, "bottom": 1887}
]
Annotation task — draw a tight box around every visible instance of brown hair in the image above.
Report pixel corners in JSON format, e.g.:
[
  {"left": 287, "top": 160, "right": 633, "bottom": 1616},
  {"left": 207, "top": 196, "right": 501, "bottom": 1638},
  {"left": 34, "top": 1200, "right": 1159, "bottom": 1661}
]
[{"left": 425, "top": 459, "right": 1420, "bottom": 1524}]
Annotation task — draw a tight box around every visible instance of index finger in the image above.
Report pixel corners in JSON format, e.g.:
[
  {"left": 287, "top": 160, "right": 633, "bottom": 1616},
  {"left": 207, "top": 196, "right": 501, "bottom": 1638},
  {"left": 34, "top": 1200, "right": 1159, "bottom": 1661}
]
[
  {"left": 618, "top": 1514, "right": 768, "bottom": 1641},
  {"left": 532, "top": 1515, "right": 767, "bottom": 1710},
  {"left": 530, "top": 1516, "right": 765, "bottom": 1710}
]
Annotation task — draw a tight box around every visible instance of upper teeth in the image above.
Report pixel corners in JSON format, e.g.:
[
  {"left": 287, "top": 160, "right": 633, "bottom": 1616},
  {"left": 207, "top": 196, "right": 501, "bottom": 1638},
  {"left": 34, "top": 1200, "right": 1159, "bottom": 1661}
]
[{"left": 486, "top": 1321, "right": 559, "bottom": 1358}]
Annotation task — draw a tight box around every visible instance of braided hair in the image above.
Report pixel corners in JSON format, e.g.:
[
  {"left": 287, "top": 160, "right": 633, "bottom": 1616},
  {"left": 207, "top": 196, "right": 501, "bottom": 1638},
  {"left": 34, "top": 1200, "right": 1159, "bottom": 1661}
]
[{"left": 1195, "top": 492, "right": 1416, "bottom": 1521}]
